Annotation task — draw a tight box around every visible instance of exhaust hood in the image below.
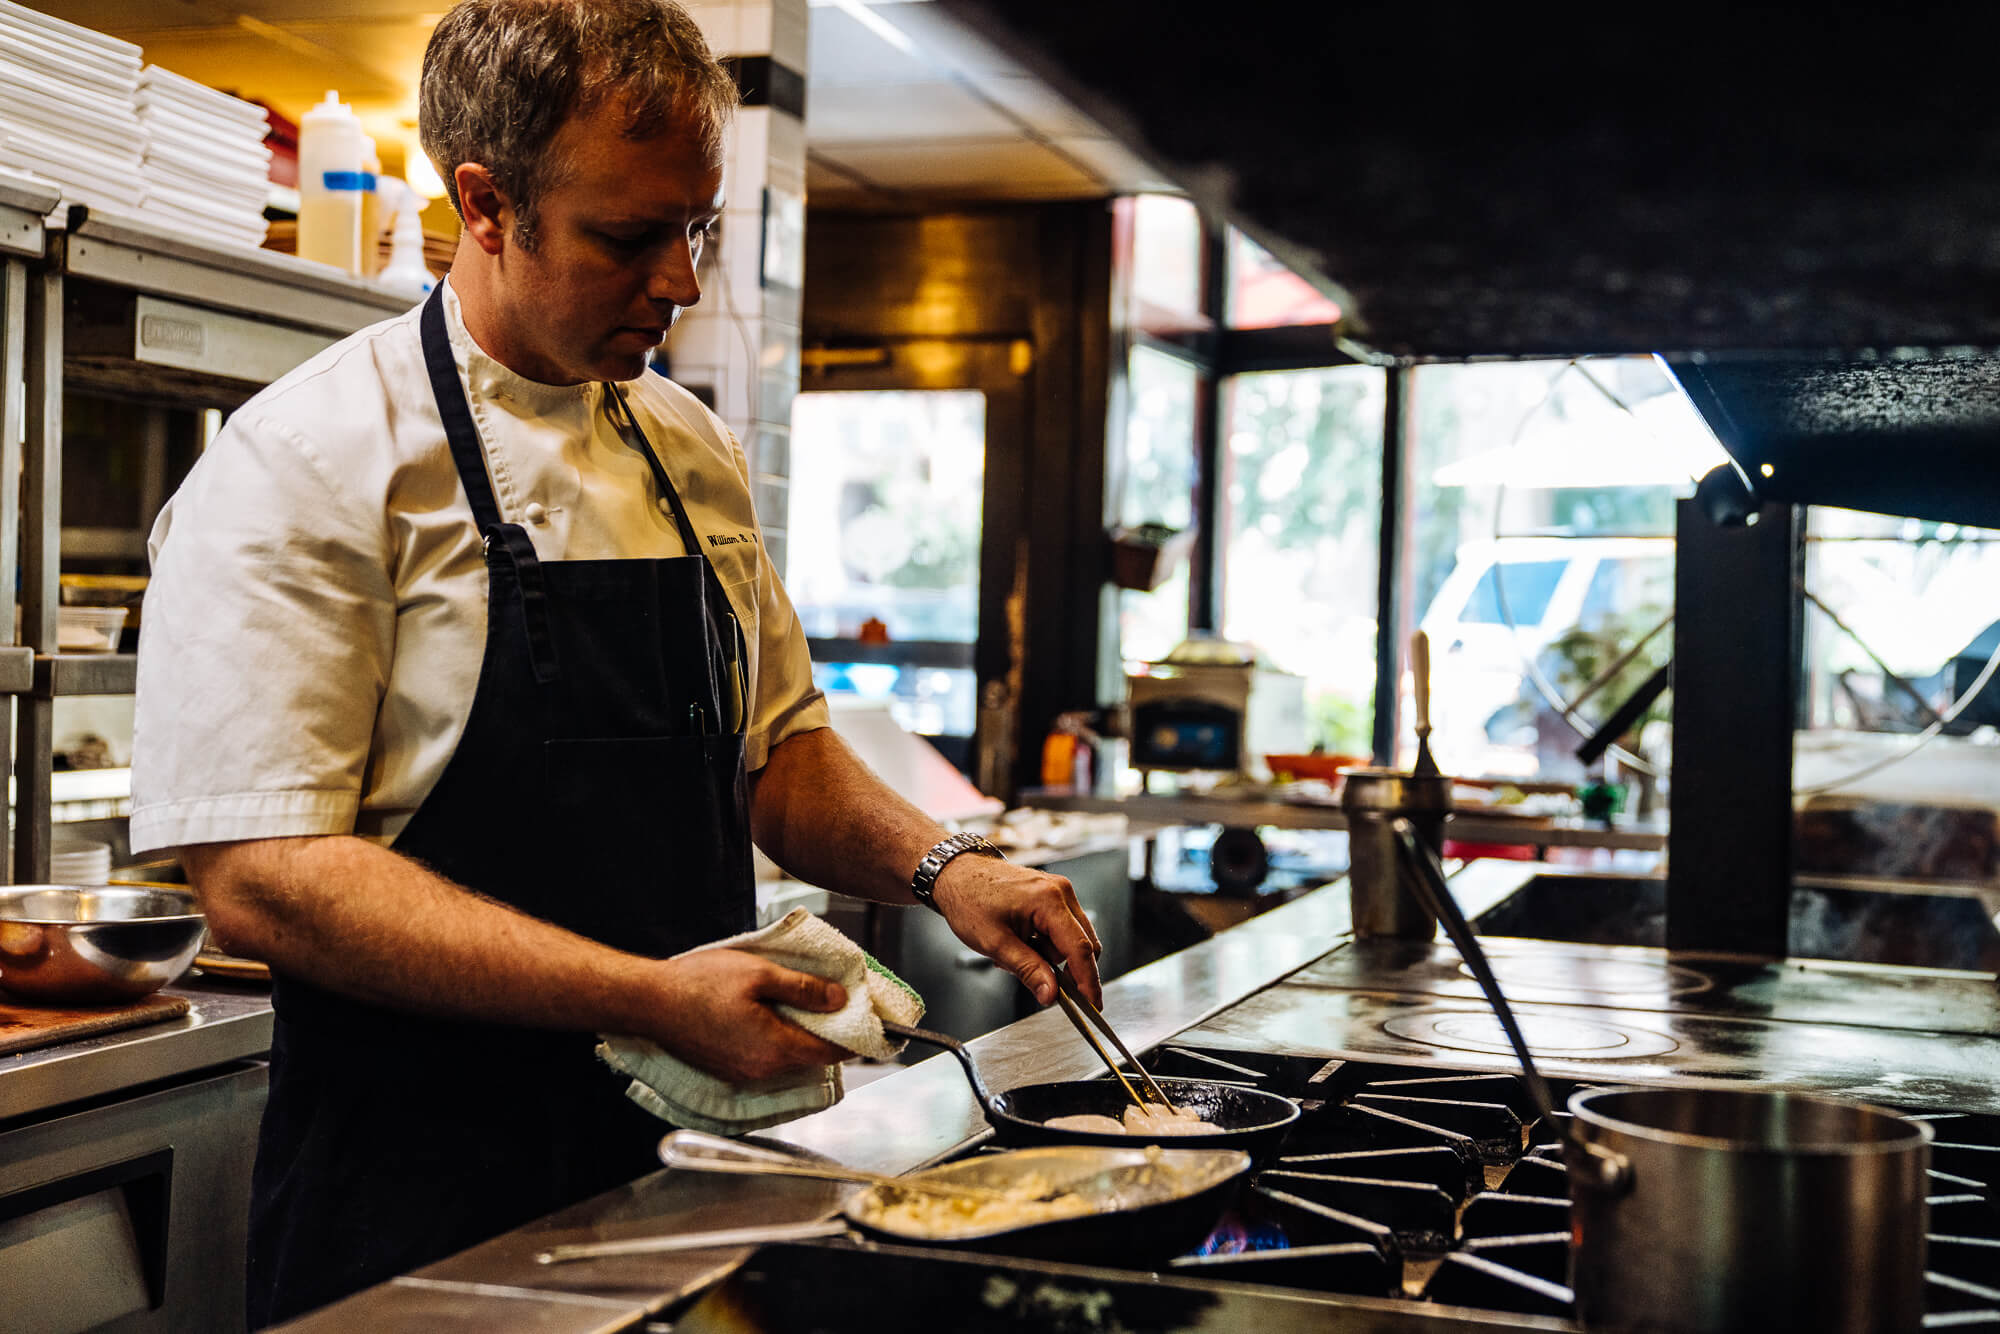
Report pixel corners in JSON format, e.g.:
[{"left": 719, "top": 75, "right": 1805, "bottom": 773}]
[{"left": 941, "top": 3, "right": 2000, "bottom": 521}]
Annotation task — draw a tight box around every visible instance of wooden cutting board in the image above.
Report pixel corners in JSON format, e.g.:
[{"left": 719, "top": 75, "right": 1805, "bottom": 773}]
[{"left": 0, "top": 994, "right": 191, "bottom": 1057}]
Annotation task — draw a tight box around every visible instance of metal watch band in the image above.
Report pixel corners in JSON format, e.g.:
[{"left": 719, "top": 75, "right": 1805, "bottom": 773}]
[{"left": 910, "top": 831, "right": 1003, "bottom": 912}]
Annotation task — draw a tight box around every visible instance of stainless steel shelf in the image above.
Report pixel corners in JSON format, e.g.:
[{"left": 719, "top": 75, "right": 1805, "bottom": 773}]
[
  {"left": 54, "top": 208, "right": 414, "bottom": 336},
  {"left": 0, "top": 646, "right": 35, "bottom": 695},
  {"left": 3, "top": 200, "right": 416, "bottom": 887},
  {"left": 32, "top": 653, "right": 136, "bottom": 698},
  {"left": 0, "top": 169, "right": 56, "bottom": 262}
]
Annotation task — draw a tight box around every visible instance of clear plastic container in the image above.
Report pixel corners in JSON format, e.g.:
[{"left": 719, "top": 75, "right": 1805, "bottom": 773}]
[{"left": 57, "top": 605, "right": 128, "bottom": 653}]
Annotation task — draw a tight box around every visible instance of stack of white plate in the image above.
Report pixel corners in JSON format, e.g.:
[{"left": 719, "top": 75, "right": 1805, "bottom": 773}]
[
  {"left": 0, "top": 0, "right": 146, "bottom": 220},
  {"left": 135, "top": 64, "right": 271, "bottom": 249},
  {"left": 50, "top": 838, "right": 112, "bottom": 887}
]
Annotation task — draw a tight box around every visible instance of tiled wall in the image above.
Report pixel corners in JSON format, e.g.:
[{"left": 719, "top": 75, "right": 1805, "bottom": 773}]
[{"left": 672, "top": 0, "right": 808, "bottom": 572}]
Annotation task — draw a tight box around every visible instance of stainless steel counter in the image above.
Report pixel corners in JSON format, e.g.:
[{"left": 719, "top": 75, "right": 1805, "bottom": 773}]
[
  {"left": 1, "top": 977, "right": 274, "bottom": 1331},
  {"left": 1023, "top": 790, "right": 1669, "bottom": 853},
  {"left": 0, "top": 976, "right": 273, "bottom": 1122}
]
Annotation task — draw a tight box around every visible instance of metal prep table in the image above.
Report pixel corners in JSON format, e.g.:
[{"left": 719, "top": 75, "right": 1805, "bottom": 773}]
[{"left": 1, "top": 979, "right": 274, "bottom": 1333}]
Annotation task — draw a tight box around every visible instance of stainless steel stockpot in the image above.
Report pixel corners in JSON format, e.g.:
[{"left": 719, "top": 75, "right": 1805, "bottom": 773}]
[
  {"left": 1568, "top": 1086, "right": 1931, "bottom": 1334},
  {"left": 1340, "top": 766, "right": 1451, "bottom": 940}
]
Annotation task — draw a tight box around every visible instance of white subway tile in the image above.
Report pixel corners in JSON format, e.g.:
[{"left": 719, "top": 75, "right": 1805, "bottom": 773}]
[
  {"left": 770, "top": 0, "right": 808, "bottom": 72},
  {"left": 735, "top": 3, "right": 774, "bottom": 56},
  {"left": 686, "top": 5, "right": 740, "bottom": 55}
]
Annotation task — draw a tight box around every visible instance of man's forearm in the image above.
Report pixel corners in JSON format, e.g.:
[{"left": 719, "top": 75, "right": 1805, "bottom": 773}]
[
  {"left": 750, "top": 725, "right": 1105, "bottom": 1006},
  {"left": 185, "top": 835, "right": 662, "bottom": 1036},
  {"left": 184, "top": 834, "right": 858, "bottom": 1084},
  {"left": 749, "top": 726, "right": 944, "bottom": 903}
]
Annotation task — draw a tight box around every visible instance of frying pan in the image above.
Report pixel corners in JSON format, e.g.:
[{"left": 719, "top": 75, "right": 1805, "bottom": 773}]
[
  {"left": 538, "top": 1134, "right": 1252, "bottom": 1269},
  {"left": 883, "top": 1020, "right": 1302, "bottom": 1162}
]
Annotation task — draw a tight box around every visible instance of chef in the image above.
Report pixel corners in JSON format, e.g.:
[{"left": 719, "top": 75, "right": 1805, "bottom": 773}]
[{"left": 128, "top": 1, "right": 1102, "bottom": 1325}]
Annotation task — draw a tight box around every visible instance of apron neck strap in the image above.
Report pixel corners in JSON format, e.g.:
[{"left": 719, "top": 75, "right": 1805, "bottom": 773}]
[
  {"left": 419, "top": 284, "right": 708, "bottom": 566},
  {"left": 604, "top": 383, "right": 703, "bottom": 556},
  {"left": 418, "top": 283, "right": 507, "bottom": 536}
]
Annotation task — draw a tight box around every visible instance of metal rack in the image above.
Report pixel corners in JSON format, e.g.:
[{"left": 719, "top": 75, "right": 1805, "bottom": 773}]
[{"left": 1, "top": 176, "right": 415, "bottom": 882}]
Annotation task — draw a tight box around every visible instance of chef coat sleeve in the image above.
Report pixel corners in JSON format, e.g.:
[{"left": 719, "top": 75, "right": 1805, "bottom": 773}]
[{"left": 130, "top": 407, "right": 393, "bottom": 854}]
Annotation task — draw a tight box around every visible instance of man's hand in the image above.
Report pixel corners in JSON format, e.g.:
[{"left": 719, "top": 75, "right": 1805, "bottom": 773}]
[
  {"left": 643, "top": 948, "right": 853, "bottom": 1083},
  {"left": 929, "top": 857, "right": 1103, "bottom": 1008}
]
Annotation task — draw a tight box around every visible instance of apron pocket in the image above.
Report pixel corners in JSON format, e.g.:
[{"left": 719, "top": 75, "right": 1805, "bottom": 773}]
[{"left": 542, "top": 734, "right": 755, "bottom": 956}]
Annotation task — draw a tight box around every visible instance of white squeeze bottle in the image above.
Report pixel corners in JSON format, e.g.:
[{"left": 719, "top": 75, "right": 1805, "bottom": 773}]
[
  {"left": 296, "top": 91, "right": 366, "bottom": 274},
  {"left": 378, "top": 178, "right": 436, "bottom": 299}
]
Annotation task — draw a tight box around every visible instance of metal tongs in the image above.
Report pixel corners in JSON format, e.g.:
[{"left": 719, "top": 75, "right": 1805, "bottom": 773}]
[{"left": 1033, "top": 940, "right": 1178, "bottom": 1111}]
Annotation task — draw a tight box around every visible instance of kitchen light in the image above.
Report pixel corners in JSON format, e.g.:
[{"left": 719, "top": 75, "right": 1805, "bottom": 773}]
[{"left": 405, "top": 137, "right": 448, "bottom": 200}]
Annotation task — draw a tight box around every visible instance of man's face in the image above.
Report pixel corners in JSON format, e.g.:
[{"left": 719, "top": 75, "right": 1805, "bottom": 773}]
[{"left": 490, "top": 98, "right": 725, "bottom": 385}]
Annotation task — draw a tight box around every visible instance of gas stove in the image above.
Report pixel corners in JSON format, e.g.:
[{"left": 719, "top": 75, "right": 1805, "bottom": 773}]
[
  {"left": 1153, "top": 1044, "right": 1999, "bottom": 1320},
  {"left": 679, "top": 935, "right": 2000, "bottom": 1332},
  {"left": 678, "top": 1047, "right": 2000, "bottom": 1331}
]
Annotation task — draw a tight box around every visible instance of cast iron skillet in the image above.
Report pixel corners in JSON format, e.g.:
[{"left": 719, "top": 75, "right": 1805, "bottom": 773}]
[
  {"left": 541, "top": 1137, "right": 1253, "bottom": 1269},
  {"left": 883, "top": 1020, "right": 1302, "bottom": 1163},
  {"left": 841, "top": 1141, "right": 1250, "bottom": 1265}
]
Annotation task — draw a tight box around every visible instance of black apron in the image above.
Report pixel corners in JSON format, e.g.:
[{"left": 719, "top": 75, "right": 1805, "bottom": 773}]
[{"left": 245, "top": 284, "right": 756, "bottom": 1329}]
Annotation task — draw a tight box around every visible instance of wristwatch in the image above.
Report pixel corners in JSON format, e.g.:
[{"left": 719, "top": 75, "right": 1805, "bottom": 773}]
[{"left": 910, "top": 831, "right": 1003, "bottom": 912}]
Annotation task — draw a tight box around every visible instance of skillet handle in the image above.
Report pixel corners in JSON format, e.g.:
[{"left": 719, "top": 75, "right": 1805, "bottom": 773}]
[
  {"left": 535, "top": 1218, "right": 849, "bottom": 1265},
  {"left": 881, "top": 1020, "right": 1001, "bottom": 1115}
]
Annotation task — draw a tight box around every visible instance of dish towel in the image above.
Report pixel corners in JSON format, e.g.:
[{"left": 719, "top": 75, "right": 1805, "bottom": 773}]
[{"left": 597, "top": 909, "right": 926, "bottom": 1135}]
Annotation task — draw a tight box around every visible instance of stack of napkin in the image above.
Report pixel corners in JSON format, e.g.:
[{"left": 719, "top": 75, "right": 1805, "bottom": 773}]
[
  {"left": 599, "top": 909, "right": 925, "bottom": 1135},
  {"left": 0, "top": 0, "right": 146, "bottom": 219},
  {"left": 135, "top": 65, "right": 271, "bottom": 249}
]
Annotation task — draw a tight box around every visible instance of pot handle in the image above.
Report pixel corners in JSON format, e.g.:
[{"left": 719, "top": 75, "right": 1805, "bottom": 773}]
[{"left": 1566, "top": 1138, "right": 1634, "bottom": 1196}]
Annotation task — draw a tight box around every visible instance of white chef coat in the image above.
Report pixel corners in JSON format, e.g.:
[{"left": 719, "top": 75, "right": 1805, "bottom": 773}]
[{"left": 130, "top": 279, "right": 827, "bottom": 854}]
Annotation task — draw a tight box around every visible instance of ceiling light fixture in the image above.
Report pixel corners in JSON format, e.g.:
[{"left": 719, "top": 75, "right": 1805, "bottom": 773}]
[
  {"left": 823, "top": 0, "right": 919, "bottom": 56},
  {"left": 405, "top": 136, "right": 448, "bottom": 199}
]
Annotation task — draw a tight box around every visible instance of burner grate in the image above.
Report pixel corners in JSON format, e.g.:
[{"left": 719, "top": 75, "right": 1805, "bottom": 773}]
[{"left": 1134, "top": 1046, "right": 2000, "bottom": 1321}]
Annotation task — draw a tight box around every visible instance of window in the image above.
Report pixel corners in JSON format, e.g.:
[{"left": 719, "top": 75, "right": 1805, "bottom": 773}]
[
  {"left": 1117, "top": 346, "right": 1200, "bottom": 663},
  {"left": 1799, "top": 508, "right": 2000, "bottom": 748},
  {"left": 1458, "top": 560, "right": 1567, "bottom": 627},
  {"left": 1217, "top": 366, "right": 1386, "bottom": 755},
  {"left": 1225, "top": 228, "right": 1342, "bottom": 329},
  {"left": 1128, "top": 195, "right": 1204, "bottom": 327},
  {"left": 1406, "top": 357, "right": 1721, "bottom": 781},
  {"left": 1794, "top": 507, "right": 2000, "bottom": 893},
  {"left": 788, "top": 389, "right": 985, "bottom": 737}
]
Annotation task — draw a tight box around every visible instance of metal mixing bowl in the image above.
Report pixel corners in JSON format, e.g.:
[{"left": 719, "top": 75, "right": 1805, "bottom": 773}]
[{"left": 0, "top": 886, "right": 206, "bottom": 1004}]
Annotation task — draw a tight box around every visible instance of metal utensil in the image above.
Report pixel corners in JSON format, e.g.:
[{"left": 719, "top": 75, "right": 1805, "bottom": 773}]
[
  {"left": 1340, "top": 767, "right": 1449, "bottom": 940},
  {"left": 1410, "top": 629, "right": 1441, "bottom": 778},
  {"left": 657, "top": 1129, "right": 1016, "bottom": 1202},
  {"left": 1389, "top": 818, "right": 1623, "bottom": 1184},
  {"left": 1031, "top": 938, "right": 1177, "bottom": 1108},
  {"left": 1049, "top": 988, "right": 1149, "bottom": 1111}
]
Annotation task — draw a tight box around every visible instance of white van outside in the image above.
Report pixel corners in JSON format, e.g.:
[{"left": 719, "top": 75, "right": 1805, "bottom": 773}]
[{"left": 1418, "top": 537, "right": 1674, "bottom": 776}]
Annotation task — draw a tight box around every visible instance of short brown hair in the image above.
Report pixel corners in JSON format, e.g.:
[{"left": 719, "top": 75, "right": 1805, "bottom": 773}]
[{"left": 419, "top": 0, "right": 738, "bottom": 248}]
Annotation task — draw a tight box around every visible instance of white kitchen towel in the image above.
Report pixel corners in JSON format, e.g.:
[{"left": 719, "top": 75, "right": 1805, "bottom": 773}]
[{"left": 597, "top": 909, "right": 925, "bottom": 1135}]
